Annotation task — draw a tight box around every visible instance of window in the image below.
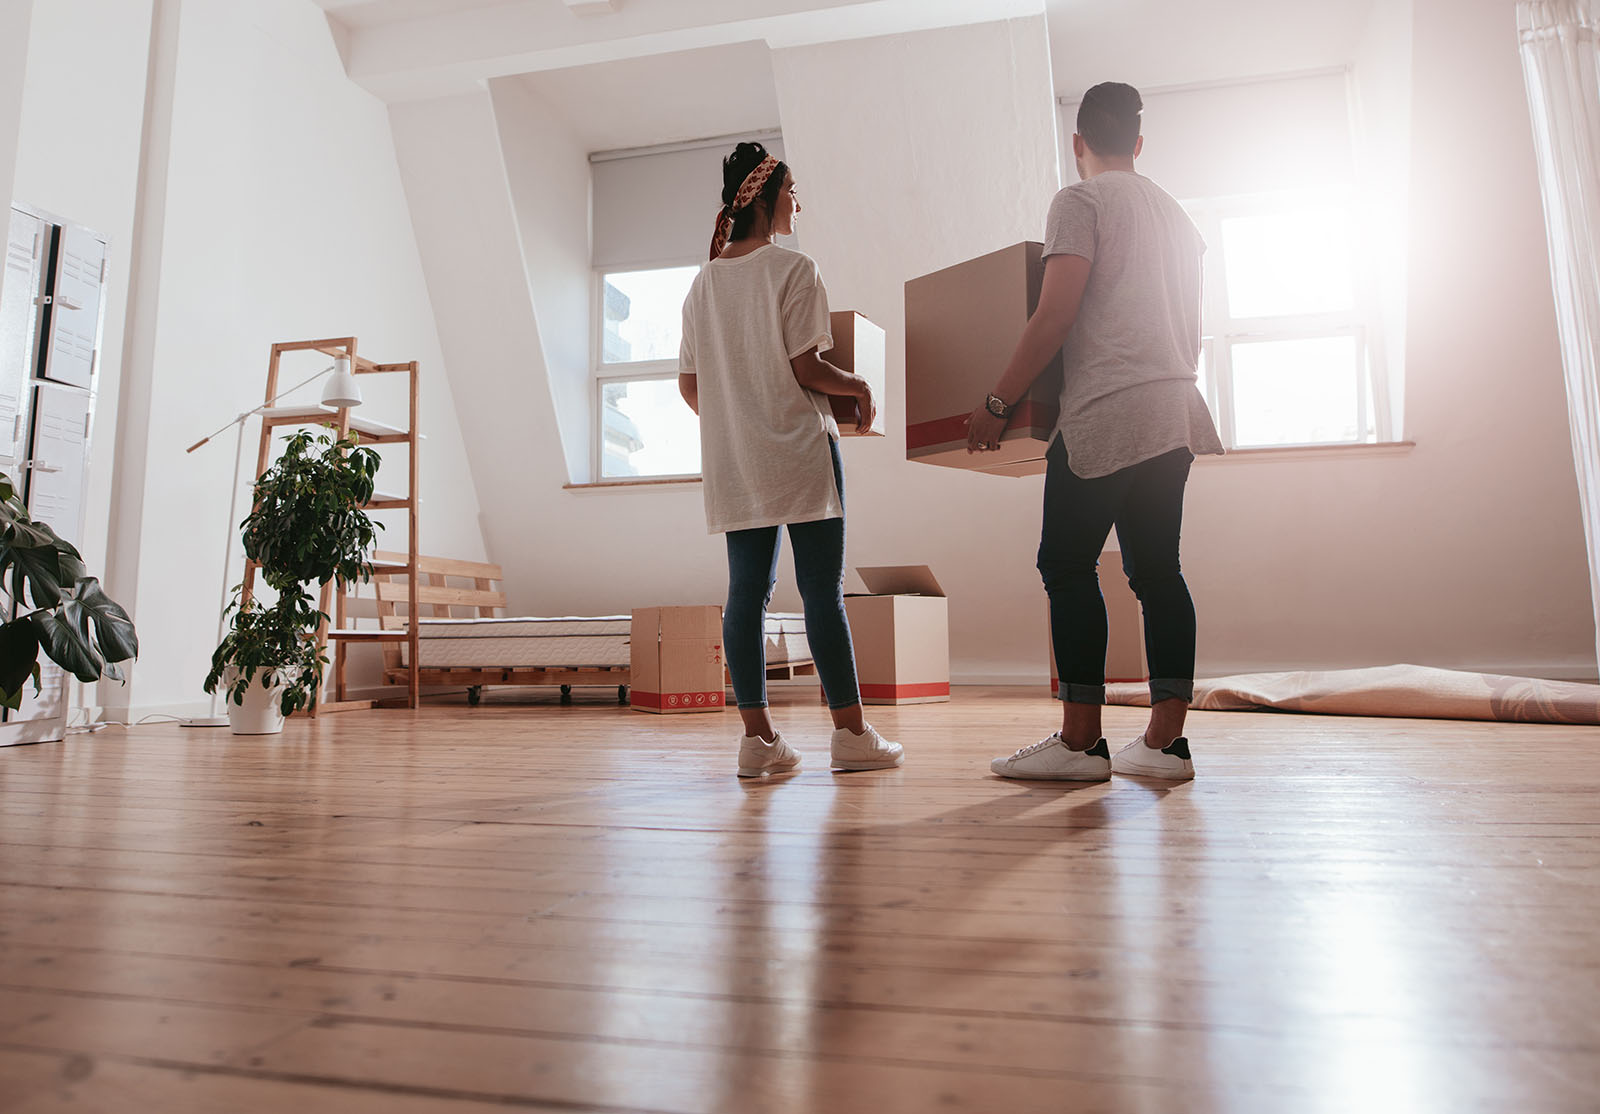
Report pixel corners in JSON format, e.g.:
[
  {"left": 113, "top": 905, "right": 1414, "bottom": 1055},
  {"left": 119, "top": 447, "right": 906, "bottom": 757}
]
[
  {"left": 1186, "top": 193, "right": 1388, "bottom": 449},
  {"left": 594, "top": 264, "right": 702, "bottom": 480}
]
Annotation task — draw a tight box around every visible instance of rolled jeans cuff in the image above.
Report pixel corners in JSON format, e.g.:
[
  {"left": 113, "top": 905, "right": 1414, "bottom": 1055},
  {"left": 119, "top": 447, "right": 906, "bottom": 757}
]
[
  {"left": 1149, "top": 678, "right": 1193, "bottom": 703},
  {"left": 1056, "top": 682, "right": 1107, "bottom": 705}
]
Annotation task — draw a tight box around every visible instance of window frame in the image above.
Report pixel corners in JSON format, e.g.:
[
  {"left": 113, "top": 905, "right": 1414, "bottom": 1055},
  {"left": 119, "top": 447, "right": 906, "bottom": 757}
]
[
  {"left": 1186, "top": 192, "right": 1391, "bottom": 450},
  {"left": 591, "top": 258, "right": 705, "bottom": 482}
]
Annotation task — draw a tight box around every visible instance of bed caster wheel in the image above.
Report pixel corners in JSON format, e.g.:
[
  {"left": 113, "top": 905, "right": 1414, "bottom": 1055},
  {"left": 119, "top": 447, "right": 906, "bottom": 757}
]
[
  {"left": 467, "top": 686, "right": 482, "bottom": 707},
  {"left": 618, "top": 685, "right": 628, "bottom": 705},
  {"left": 560, "top": 684, "right": 572, "bottom": 705}
]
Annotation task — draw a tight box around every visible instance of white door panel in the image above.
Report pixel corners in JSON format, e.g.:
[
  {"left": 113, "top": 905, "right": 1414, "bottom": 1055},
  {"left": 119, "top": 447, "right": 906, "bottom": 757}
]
[
  {"left": 42, "top": 225, "right": 104, "bottom": 389},
  {"left": 0, "top": 210, "right": 45, "bottom": 476},
  {"left": 25, "top": 382, "right": 91, "bottom": 538}
]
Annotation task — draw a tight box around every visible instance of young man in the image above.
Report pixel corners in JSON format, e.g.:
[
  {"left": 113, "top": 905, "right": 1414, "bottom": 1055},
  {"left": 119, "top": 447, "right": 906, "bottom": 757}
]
[{"left": 967, "top": 82, "right": 1223, "bottom": 782}]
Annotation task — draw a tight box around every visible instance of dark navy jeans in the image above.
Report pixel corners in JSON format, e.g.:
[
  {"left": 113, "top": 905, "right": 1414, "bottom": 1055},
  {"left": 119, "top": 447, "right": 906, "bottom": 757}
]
[
  {"left": 1038, "top": 435, "right": 1197, "bottom": 706},
  {"left": 724, "top": 438, "right": 861, "bottom": 711}
]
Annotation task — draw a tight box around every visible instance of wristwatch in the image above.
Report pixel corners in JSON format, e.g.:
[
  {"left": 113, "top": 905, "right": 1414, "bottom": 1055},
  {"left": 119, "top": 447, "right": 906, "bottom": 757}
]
[{"left": 985, "top": 393, "right": 1011, "bottom": 418}]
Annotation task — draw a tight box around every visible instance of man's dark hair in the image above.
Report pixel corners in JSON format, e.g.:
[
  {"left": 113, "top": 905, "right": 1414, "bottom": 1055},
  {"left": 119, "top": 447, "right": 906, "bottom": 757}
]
[{"left": 1076, "top": 82, "right": 1143, "bottom": 158}]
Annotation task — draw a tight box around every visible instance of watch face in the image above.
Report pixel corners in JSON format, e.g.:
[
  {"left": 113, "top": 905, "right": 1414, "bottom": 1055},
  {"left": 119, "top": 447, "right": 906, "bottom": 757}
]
[{"left": 987, "top": 396, "right": 1006, "bottom": 417}]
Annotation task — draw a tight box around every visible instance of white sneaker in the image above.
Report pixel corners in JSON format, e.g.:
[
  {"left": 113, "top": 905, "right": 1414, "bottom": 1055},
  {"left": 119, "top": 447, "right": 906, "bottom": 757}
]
[
  {"left": 1111, "top": 735, "right": 1194, "bottom": 780},
  {"left": 990, "top": 733, "right": 1111, "bottom": 781},
  {"left": 830, "top": 724, "right": 904, "bottom": 771},
  {"left": 736, "top": 732, "right": 801, "bottom": 777}
]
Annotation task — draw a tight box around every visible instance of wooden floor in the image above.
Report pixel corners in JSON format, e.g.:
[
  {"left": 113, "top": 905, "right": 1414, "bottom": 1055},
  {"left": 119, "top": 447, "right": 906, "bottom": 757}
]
[{"left": 1, "top": 686, "right": 1597, "bottom": 1113}]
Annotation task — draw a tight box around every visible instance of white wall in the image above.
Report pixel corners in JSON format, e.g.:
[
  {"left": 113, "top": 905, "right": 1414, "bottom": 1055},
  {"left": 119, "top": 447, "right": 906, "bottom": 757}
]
[
  {"left": 769, "top": 16, "right": 1066, "bottom": 681},
  {"left": 1137, "top": 0, "right": 1585, "bottom": 680},
  {"left": 484, "top": 0, "right": 1593, "bottom": 684},
  {"left": 488, "top": 77, "right": 594, "bottom": 483},
  {"left": 88, "top": 0, "right": 487, "bottom": 717},
  {"left": 1113, "top": 72, "right": 1356, "bottom": 200},
  {"left": 12, "top": 0, "right": 156, "bottom": 586},
  {"left": 0, "top": 2, "right": 32, "bottom": 212},
  {"left": 1352, "top": 0, "right": 1413, "bottom": 437}
]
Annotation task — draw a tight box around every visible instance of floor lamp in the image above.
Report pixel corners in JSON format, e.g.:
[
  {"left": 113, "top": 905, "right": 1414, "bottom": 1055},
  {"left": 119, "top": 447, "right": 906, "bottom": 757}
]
[{"left": 179, "top": 357, "right": 364, "bottom": 727}]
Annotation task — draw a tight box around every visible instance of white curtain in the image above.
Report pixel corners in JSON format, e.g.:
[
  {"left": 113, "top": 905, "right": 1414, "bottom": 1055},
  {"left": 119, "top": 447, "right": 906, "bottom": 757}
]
[{"left": 1520, "top": 0, "right": 1600, "bottom": 670}]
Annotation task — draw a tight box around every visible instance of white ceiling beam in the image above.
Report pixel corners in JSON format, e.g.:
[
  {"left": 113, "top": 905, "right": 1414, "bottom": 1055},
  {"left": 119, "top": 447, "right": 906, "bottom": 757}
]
[{"left": 342, "top": 0, "right": 1044, "bottom": 102}]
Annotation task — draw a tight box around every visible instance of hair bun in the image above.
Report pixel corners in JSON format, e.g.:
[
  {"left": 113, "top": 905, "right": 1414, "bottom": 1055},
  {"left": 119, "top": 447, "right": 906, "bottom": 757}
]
[{"left": 722, "top": 141, "right": 772, "bottom": 205}]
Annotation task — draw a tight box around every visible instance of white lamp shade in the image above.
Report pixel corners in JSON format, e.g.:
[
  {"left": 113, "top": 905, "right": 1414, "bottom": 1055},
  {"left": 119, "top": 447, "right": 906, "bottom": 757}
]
[{"left": 320, "top": 357, "right": 363, "bottom": 408}]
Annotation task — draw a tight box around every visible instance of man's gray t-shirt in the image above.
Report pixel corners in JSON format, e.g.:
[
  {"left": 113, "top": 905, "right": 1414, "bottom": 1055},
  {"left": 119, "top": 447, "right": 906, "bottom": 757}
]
[{"left": 1042, "top": 171, "right": 1223, "bottom": 478}]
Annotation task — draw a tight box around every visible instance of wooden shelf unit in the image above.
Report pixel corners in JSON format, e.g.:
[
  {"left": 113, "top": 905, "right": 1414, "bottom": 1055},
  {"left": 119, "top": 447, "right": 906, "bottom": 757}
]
[{"left": 238, "top": 338, "right": 421, "bottom": 714}]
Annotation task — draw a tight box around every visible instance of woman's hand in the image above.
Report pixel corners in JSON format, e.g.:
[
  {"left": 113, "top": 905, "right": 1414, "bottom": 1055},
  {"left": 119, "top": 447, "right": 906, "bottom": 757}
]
[
  {"left": 853, "top": 379, "right": 878, "bottom": 433},
  {"left": 967, "top": 403, "right": 1008, "bottom": 453}
]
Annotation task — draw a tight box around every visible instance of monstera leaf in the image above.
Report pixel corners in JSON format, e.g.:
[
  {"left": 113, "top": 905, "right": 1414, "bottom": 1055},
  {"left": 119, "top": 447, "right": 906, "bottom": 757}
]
[
  {"left": 0, "top": 516, "right": 84, "bottom": 609},
  {"left": 27, "top": 578, "right": 139, "bottom": 683},
  {"left": 0, "top": 472, "right": 137, "bottom": 705},
  {"left": 0, "top": 618, "right": 40, "bottom": 710}
]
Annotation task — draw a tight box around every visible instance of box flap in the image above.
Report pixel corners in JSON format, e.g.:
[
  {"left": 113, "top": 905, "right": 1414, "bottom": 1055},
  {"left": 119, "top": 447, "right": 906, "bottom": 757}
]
[{"left": 855, "top": 565, "right": 945, "bottom": 598}]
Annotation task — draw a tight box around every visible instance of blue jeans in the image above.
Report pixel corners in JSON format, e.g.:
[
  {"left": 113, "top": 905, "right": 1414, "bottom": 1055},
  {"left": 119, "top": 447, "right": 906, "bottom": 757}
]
[
  {"left": 1038, "top": 436, "right": 1197, "bottom": 706},
  {"left": 724, "top": 438, "right": 861, "bottom": 711}
]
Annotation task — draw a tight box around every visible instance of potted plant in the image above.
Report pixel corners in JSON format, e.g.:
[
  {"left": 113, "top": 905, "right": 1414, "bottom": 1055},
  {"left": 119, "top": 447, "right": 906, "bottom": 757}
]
[
  {"left": 204, "top": 428, "right": 381, "bottom": 733},
  {"left": 0, "top": 472, "right": 137, "bottom": 709}
]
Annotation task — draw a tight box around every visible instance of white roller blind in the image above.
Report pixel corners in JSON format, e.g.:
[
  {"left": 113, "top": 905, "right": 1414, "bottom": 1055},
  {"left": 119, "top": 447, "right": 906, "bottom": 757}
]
[{"left": 593, "top": 137, "right": 787, "bottom": 268}]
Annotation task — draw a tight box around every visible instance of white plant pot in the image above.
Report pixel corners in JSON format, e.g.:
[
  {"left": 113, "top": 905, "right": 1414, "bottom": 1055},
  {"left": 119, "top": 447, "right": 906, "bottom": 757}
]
[{"left": 224, "top": 667, "right": 291, "bottom": 735}]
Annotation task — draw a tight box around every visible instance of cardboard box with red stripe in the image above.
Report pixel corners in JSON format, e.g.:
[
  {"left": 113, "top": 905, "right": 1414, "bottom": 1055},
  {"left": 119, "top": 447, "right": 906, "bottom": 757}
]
[
  {"left": 824, "top": 310, "right": 887, "bottom": 436},
  {"left": 630, "top": 606, "right": 727, "bottom": 714},
  {"left": 844, "top": 566, "right": 949, "bottom": 705},
  {"left": 904, "top": 241, "right": 1063, "bottom": 476}
]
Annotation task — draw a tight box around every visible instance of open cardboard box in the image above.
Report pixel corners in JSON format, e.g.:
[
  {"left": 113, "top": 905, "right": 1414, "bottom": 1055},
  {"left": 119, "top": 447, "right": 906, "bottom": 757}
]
[
  {"left": 630, "top": 605, "right": 727, "bottom": 714},
  {"left": 904, "top": 242, "right": 1062, "bottom": 476},
  {"left": 845, "top": 566, "right": 950, "bottom": 704},
  {"left": 824, "top": 310, "right": 886, "bottom": 436}
]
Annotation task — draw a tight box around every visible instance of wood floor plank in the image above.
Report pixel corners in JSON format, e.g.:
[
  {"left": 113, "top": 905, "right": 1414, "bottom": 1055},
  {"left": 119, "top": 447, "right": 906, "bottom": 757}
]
[{"left": 2, "top": 689, "right": 1598, "bottom": 1112}]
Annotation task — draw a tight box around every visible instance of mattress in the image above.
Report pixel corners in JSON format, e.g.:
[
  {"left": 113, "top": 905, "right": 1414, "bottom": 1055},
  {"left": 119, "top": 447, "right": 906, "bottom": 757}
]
[{"left": 401, "top": 613, "right": 810, "bottom": 671}]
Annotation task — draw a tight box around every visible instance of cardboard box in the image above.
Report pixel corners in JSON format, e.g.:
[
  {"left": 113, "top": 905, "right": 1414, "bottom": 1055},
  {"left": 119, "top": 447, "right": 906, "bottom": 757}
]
[
  {"left": 844, "top": 566, "right": 950, "bottom": 705},
  {"left": 904, "top": 241, "right": 1063, "bottom": 476},
  {"left": 824, "top": 310, "right": 886, "bottom": 436},
  {"left": 1047, "top": 552, "right": 1147, "bottom": 696},
  {"left": 630, "top": 606, "right": 727, "bottom": 714}
]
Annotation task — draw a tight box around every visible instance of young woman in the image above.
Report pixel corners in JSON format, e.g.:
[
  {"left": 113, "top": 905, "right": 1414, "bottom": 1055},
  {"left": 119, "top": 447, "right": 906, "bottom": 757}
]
[{"left": 678, "top": 142, "right": 903, "bottom": 778}]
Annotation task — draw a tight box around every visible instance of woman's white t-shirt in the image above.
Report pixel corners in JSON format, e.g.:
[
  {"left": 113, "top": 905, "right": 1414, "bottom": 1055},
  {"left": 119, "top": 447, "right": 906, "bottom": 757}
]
[{"left": 680, "top": 244, "right": 841, "bottom": 534}]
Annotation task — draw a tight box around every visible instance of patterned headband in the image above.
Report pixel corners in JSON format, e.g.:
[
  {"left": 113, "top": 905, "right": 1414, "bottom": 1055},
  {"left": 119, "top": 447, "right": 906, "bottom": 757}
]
[{"left": 709, "top": 154, "right": 781, "bottom": 261}]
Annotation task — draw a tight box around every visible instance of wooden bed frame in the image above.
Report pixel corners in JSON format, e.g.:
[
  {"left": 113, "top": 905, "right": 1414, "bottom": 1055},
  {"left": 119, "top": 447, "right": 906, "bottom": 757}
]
[
  {"left": 373, "top": 554, "right": 629, "bottom": 705},
  {"left": 371, "top": 554, "right": 817, "bottom": 706}
]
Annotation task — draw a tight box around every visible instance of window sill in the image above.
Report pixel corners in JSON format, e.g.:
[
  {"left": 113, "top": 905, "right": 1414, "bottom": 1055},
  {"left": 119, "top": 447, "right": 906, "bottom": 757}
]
[
  {"left": 564, "top": 476, "right": 702, "bottom": 491},
  {"left": 1204, "top": 440, "right": 1415, "bottom": 463}
]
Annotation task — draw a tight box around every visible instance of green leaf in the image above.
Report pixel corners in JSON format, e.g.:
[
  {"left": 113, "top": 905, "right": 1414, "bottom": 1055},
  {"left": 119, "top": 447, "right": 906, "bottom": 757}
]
[
  {"left": 73, "top": 577, "right": 139, "bottom": 663},
  {"left": 0, "top": 521, "right": 71, "bottom": 608},
  {"left": 0, "top": 617, "right": 38, "bottom": 708},
  {"left": 29, "top": 607, "right": 102, "bottom": 682}
]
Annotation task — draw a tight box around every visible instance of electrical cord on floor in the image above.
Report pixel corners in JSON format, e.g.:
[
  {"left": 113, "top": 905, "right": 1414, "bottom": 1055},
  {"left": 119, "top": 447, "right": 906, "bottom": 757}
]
[{"left": 63, "top": 709, "right": 188, "bottom": 734}]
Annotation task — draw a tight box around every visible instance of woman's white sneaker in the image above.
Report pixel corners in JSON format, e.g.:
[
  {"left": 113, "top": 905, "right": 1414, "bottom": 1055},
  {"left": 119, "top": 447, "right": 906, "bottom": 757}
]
[
  {"left": 830, "top": 724, "right": 904, "bottom": 770},
  {"left": 1110, "top": 735, "right": 1195, "bottom": 780},
  {"left": 990, "top": 733, "right": 1111, "bottom": 781},
  {"left": 737, "top": 732, "right": 801, "bottom": 777}
]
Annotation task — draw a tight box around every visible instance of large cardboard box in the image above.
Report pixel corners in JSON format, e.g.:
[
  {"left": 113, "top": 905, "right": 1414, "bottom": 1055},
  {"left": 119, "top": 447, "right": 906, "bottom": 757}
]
[
  {"left": 845, "top": 566, "right": 950, "bottom": 705},
  {"left": 1047, "top": 553, "right": 1147, "bottom": 696},
  {"left": 630, "top": 606, "right": 727, "bottom": 714},
  {"left": 824, "top": 310, "right": 886, "bottom": 436},
  {"left": 904, "top": 242, "right": 1063, "bottom": 476}
]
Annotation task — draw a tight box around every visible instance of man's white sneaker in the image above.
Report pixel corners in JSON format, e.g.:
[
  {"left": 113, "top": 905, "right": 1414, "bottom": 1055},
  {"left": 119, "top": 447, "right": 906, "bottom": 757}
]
[
  {"left": 1111, "top": 735, "right": 1195, "bottom": 780},
  {"left": 736, "top": 732, "right": 801, "bottom": 777},
  {"left": 990, "top": 733, "right": 1111, "bottom": 781},
  {"left": 830, "top": 724, "right": 904, "bottom": 770}
]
